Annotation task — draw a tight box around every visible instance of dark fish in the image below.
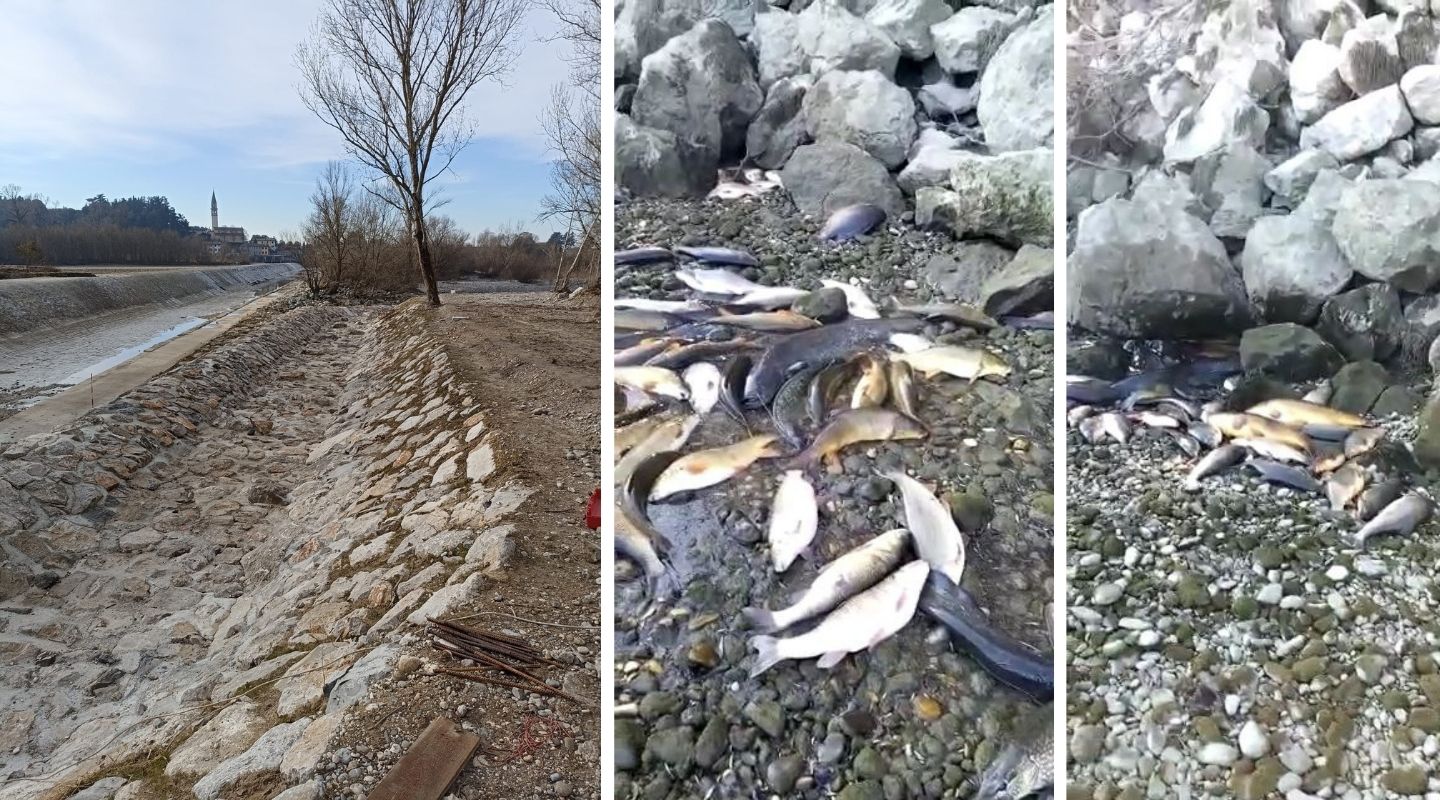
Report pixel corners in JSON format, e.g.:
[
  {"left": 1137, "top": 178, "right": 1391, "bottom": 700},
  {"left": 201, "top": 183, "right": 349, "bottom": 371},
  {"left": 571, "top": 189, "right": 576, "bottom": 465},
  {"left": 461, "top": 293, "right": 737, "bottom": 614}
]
[
  {"left": 976, "top": 702, "right": 1054, "bottom": 800},
  {"left": 1357, "top": 478, "right": 1405, "bottom": 522},
  {"left": 1302, "top": 423, "right": 1351, "bottom": 443},
  {"left": 918, "top": 573, "right": 1052, "bottom": 701},
  {"left": 719, "top": 355, "right": 752, "bottom": 430},
  {"left": 674, "top": 245, "right": 759, "bottom": 267},
  {"left": 818, "top": 203, "right": 886, "bottom": 241},
  {"left": 1188, "top": 422, "right": 1221, "bottom": 449},
  {"left": 615, "top": 246, "right": 674, "bottom": 267},
  {"left": 1248, "top": 459, "right": 1322, "bottom": 493},
  {"left": 746, "top": 318, "right": 926, "bottom": 405},
  {"left": 1065, "top": 377, "right": 1122, "bottom": 406},
  {"left": 771, "top": 365, "right": 823, "bottom": 450},
  {"left": 621, "top": 451, "right": 683, "bottom": 553},
  {"left": 889, "top": 360, "right": 920, "bottom": 420},
  {"left": 807, "top": 358, "right": 860, "bottom": 425},
  {"left": 645, "top": 339, "right": 760, "bottom": 370}
]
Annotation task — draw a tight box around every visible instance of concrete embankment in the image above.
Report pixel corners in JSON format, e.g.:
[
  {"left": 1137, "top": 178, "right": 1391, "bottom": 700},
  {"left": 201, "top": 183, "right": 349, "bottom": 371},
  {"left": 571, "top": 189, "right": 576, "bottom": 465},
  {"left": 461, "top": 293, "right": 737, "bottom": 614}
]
[{"left": 0, "top": 262, "right": 299, "bottom": 338}]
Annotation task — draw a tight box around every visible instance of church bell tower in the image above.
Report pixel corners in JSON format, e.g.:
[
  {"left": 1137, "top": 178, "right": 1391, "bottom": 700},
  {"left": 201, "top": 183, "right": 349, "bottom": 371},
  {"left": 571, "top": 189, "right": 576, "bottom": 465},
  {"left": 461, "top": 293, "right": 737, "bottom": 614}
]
[{"left": 211, "top": 191, "right": 219, "bottom": 230}]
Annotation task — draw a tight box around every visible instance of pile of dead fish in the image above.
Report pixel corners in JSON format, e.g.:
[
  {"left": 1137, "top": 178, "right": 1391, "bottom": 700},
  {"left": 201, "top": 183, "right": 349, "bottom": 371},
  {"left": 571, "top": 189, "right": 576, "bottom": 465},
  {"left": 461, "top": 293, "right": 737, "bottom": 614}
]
[{"left": 1067, "top": 373, "right": 1434, "bottom": 546}]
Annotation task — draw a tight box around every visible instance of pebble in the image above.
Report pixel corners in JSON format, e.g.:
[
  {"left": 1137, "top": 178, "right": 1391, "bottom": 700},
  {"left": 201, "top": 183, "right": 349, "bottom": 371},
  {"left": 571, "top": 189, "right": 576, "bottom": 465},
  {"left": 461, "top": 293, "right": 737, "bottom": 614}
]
[
  {"left": 1238, "top": 720, "right": 1269, "bottom": 759},
  {"left": 1197, "top": 742, "right": 1238, "bottom": 766}
]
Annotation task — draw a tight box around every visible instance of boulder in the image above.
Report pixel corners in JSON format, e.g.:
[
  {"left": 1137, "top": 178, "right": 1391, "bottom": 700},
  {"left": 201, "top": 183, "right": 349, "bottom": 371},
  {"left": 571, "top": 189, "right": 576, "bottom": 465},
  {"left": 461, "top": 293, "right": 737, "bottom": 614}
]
[
  {"left": 165, "top": 701, "right": 270, "bottom": 779},
  {"left": 1289, "top": 40, "right": 1353, "bottom": 123},
  {"left": 1321, "top": 0, "right": 1364, "bottom": 46},
  {"left": 1398, "top": 10, "right": 1440, "bottom": 69},
  {"left": 866, "top": 0, "right": 952, "bottom": 59},
  {"left": 917, "top": 80, "right": 978, "bottom": 119},
  {"left": 1191, "top": 0, "right": 1287, "bottom": 98},
  {"left": 753, "top": 10, "right": 805, "bottom": 89},
  {"left": 1068, "top": 193, "right": 1254, "bottom": 338},
  {"left": 1068, "top": 338, "right": 1131, "bottom": 380},
  {"left": 1280, "top": 0, "right": 1337, "bottom": 54},
  {"left": 1414, "top": 389, "right": 1440, "bottom": 468},
  {"left": 922, "top": 243, "right": 1017, "bottom": 302},
  {"left": 1331, "top": 178, "right": 1440, "bottom": 291},
  {"left": 781, "top": 141, "right": 907, "bottom": 217},
  {"left": 193, "top": 719, "right": 312, "bottom": 800},
  {"left": 1328, "top": 360, "right": 1391, "bottom": 413},
  {"left": 746, "top": 77, "right": 811, "bottom": 169},
  {"left": 897, "top": 147, "right": 970, "bottom": 194},
  {"left": 1148, "top": 69, "right": 1201, "bottom": 122},
  {"left": 1193, "top": 143, "right": 1271, "bottom": 238},
  {"left": 1241, "top": 212, "right": 1352, "bottom": 324},
  {"left": 1264, "top": 149, "right": 1340, "bottom": 208},
  {"left": 1239, "top": 324, "right": 1346, "bottom": 381},
  {"left": 1402, "top": 65, "right": 1440, "bottom": 125},
  {"left": 1164, "top": 80, "right": 1270, "bottom": 163},
  {"left": 1338, "top": 19, "right": 1403, "bottom": 95},
  {"left": 930, "top": 7, "right": 1016, "bottom": 74},
  {"left": 615, "top": 115, "right": 714, "bottom": 197},
  {"left": 915, "top": 148, "right": 1053, "bottom": 246},
  {"left": 614, "top": 0, "right": 703, "bottom": 81},
  {"left": 709, "top": 0, "right": 758, "bottom": 37},
  {"left": 802, "top": 70, "right": 918, "bottom": 169},
  {"left": 1316, "top": 282, "right": 1404, "bottom": 362},
  {"left": 1299, "top": 85, "right": 1413, "bottom": 161},
  {"left": 1373, "top": 384, "right": 1423, "bottom": 416},
  {"left": 979, "top": 245, "right": 1054, "bottom": 316},
  {"left": 1402, "top": 294, "right": 1440, "bottom": 363},
  {"left": 1416, "top": 126, "right": 1440, "bottom": 161},
  {"left": 632, "top": 19, "right": 764, "bottom": 163},
  {"left": 977, "top": 6, "right": 1054, "bottom": 152},
  {"left": 797, "top": 0, "right": 902, "bottom": 78}
]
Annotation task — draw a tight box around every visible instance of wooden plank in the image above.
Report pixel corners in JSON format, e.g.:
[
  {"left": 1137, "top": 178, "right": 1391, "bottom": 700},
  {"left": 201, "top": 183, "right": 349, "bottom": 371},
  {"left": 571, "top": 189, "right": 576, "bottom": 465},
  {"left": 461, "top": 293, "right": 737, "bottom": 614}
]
[{"left": 368, "top": 716, "right": 482, "bottom": 800}]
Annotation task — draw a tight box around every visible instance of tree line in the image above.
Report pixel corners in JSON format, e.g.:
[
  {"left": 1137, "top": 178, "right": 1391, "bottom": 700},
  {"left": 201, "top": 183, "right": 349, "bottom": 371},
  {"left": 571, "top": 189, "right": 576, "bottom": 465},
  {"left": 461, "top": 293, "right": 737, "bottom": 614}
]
[{"left": 0, "top": 186, "right": 219, "bottom": 266}]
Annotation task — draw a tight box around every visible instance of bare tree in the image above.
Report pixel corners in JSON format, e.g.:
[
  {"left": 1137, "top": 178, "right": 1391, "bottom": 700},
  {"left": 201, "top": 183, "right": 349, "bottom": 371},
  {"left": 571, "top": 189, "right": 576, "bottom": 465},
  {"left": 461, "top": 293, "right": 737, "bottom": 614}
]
[
  {"left": 309, "top": 161, "right": 357, "bottom": 290},
  {"left": 538, "top": 0, "right": 599, "bottom": 292},
  {"left": 297, "top": 0, "right": 526, "bottom": 306},
  {"left": 0, "top": 184, "right": 43, "bottom": 227}
]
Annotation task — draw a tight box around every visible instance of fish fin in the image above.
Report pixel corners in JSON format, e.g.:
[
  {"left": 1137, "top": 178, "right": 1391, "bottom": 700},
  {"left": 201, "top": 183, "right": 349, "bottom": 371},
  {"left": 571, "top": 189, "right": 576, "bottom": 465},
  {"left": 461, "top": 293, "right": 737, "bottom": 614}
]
[
  {"left": 741, "top": 606, "right": 777, "bottom": 633},
  {"left": 749, "top": 635, "right": 784, "bottom": 677},
  {"left": 816, "top": 650, "right": 848, "bottom": 669},
  {"left": 648, "top": 565, "right": 681, "bottom": 603}
]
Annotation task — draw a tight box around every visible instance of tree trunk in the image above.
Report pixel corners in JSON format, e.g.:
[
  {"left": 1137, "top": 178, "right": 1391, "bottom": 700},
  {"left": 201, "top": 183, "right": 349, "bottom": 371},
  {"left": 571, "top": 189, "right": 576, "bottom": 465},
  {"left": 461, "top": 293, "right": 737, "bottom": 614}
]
[{"left": 410, "top": 207, "right": 441, "bottom": 306}]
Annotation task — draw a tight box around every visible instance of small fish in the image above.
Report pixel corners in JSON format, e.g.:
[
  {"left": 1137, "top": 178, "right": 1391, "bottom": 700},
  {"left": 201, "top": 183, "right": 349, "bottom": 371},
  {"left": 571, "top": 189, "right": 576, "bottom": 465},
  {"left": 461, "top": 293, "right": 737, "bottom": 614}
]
[
  {"left": 675, "top": 245, "right": 760, "bottom": 267},
  {"left": 1357, "top": 478, "right": 1406, "bottom": 522},
  {"left": 683, "top": 363, "right": 721, "bottom": 415},
  {"left": 1098, "top": 412, "right": 1131, "bottom": 444},
  {"left": 1133, "top": 410, "right": 1182, "bottom": 430},
  {"left": 615, "top": 415, "right": 702, "bottom": 487},
  {"left": 798, "top": 408, "right": 928, "bottom": 465},
  {"left": 976, "top": 703, "right": 1054, "bottom": 800},
  {"left": 1344, "top": 427, "right": 1384, "bottom": 459},
  {"left": 850, "top": 353, "right": 890, "bottom": 409},
  {"left": 614, "top": 298, "right": 705, "bottom": 313},
  {"left": 1183, "top": 444, "right": 1245, "bottom": 491},
  {"left": 772, "top": 365, "right": 823, "bottom": 450},
  {"left": 616, "top": 337, "right": 676, "bottom": 367},
  {"left": 1067, "top": 405, "right": 1095, "bottom": 427},
  {"left": 1233, "top": 437, "right": 1310, "bottom": 465},
  {"left": 1248, "top": 459, "right": 1322, "bottom": 493},
  {"left": 1157, "top": 397, "right": 1200, "bottom": 421},
  {"left": 674, "top": 267, "right": 762, "bottom": 295},
  {"left": 615, "top": 246, "right": 673, "bottom": 267},
  {"left": 819, "top": 279, "right": 881, "bottom": 319},
  {"left": 719, "top": 355, "right": 752, "bottom": 429},
  {"left": 1327, "top": 463, "right": 1366, "bottom": 511},
  {"left": 1302, "top": 380, "right": 1333, "bottom": 405},
  {"left": 616, "top": 414, "right": 670, "bottom": 455},
  {"left": 616, "top": 507, "right": 675, "bottom": 597},
  {"left": 646, "top": 339, "right": 758, "bottom": 370},
  {"left": 883, "top": 470, "right": 965, "bottom": 582},
  {"left": 741, "top": 167, "right": 766, "bottom": 184},
  {"left": 732, "top": 286, "right": 809, "bottom": 309},
  {"left": 615, "top": 308, "right": 679, "bottom": 331},
  {"left": 768, "top": 470, "right": 819, "bottom": 572},
  {"left": 743, "top": 529, "right": 909, "bottom": 633},
  {"left": 748, "top": 560, "right": 930, "bottom": 676},
  {"left": 894, "top": 346, "right": 1011, "bottom": 382},
  {"left": 707, "top": 181, "right": 762, "bottom": 200},
  {"left": 621, "top": 450, "right": 682, "bottom": 553},
  {"left": 888, "top": 333, "right": 934, "bottom": 353},
  {"left": 1208, "top": 412, "right": 1311, "bottom": 455},
  {"left": 615, "top": 366, "right": 689, "bottom": 401},
  {"left": 714, "top": 309, "right": 821, "bottom": 332},
  {"left": 1355, "top": 492, "right": 1433, "bottom": 546},
  {"left": 818, "top": 204, "right": 886, "bottom": 241},
  {"left": 1173, "top": 431, "right": 1201, "bottom": 457},
  {"left": 891, "top": 302, "right": 999, "bottom": 331},
  {"left": 651, "top": 435, "right": 783, "bottom": 500},
  {"left": 1247, "top": 399, "right": 1367, "bottom": 429},
  {"left": 1188, "top": 422, "right": 1221, "bottom": 449},
  {"left": 888, "top": 360, "right": 919, "bottom": 420}
]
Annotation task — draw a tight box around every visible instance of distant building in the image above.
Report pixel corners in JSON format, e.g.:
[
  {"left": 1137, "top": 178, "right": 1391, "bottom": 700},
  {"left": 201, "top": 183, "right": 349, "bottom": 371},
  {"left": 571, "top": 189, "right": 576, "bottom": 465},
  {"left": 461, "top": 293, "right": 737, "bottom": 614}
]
[{"left": 209, "top": 191, "right": 246, "bottom": 243}]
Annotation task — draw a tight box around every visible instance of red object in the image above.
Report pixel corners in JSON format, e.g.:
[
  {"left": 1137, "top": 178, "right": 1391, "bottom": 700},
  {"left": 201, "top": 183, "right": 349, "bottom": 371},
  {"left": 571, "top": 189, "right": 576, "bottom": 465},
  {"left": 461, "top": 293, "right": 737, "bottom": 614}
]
[{"left": 585, "top": 488, "right": 600, "bottom": 530}]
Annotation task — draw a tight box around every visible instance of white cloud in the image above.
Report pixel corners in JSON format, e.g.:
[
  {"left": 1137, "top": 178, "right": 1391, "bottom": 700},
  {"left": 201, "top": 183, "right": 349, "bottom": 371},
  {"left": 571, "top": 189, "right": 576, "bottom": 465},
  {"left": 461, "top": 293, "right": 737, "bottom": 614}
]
[{"left": 0, "top": 0, "right": 569, "bottom": 167}]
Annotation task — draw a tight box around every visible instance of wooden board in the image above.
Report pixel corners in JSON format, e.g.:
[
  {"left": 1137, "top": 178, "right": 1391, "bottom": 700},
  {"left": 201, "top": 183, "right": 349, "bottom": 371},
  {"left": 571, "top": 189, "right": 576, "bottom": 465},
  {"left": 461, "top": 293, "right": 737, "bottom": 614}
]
[{"left": 368, "top": 716, "right": 482, "bottom": 800}]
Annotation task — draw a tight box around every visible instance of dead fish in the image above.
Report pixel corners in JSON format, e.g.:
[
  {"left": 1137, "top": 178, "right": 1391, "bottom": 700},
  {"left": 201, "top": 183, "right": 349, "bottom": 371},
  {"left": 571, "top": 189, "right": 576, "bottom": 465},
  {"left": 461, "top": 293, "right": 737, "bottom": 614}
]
[
  {"left": 807, "top": 359, "right": 858, "bottom": 426},
  {"left": 714, "top": 309, "right": 821, "bottom": 332},
  {"left": 1233, "top": 437, "right": 1311, "bottom": 465},
  {"left": 1133, "top": 410, "right": 1182, "bottom": 430},
  {"left": 683, "top": 363, "right": 721, "bottom": 415},
  {"left": 1098, "top": 412, "right": 1131, "bottom": 444},
  {"left": 616, "top": 337, "right": 676, "bottom": 366},
  {"left": 797, "top": 409, "right": 928, "bottom": 465},
  {"left": 1311, "top": 450, "right": 1346, "bottom": 473},
  {"left": 1355, "top": 492, "right": 1433, "bottom": 546},
  {"left": 748, "top": 561, "right": 930, "bottom": 676},
  {"left": 888, "top": 360, "right": 919, "bottom": 420},
  {"left": 1248, "top": 459, "right": 1322, "bottom": 493},
  {"left": 674, "top": 267, "right": 762, "bottom": 295},
  {"left": 1067, "top": 405, "right": 1096, "bottom": 427},
  {"left": 1172, "top": 431, "right": 1201, "bottom": 457},
  {"left": 894, "top": 346, "right": 1011, "bottom": 382},
  {"left": 615, "top": 308, "right": 680, "bottom": 332},
  {"left": 1183, "top": 444, "right": 1245, "bottom": 491},
  {"left": 615, "top": 415, "right": 701, "bottom": 486},
  {"left": 818, "top": 203, "right": 886, "bottom": 241},
  {"left": 614, "top": 298, "right": 706, "bottom": 313},
  {"left": 888, "top": 333, "right": 934, "bottom": 353},
  {"left": 742, "top": 529, "right": 909, "bottom": 633},
  {"left": 732, "top": 286, "right": 809, "bottom": 309},
  {"left": 645, "top": 339, "right": 758, "bottom": 370},
  {"left": 651, "top": 435, "right": 783, "bottom": 500},
  {"left": 1208, "top": 412, "right": 1311, "bottom": 455},
  {"left": 616, "top": 508, "right": 674, "bottom": 596},
  {"left": 718, "top": 355, "right": 752, "bottom": 429},
  {"left": 620, "top": 450, "right": 682, "bottom": 553},
  {"left": 976, "top": 702, "right": 1054, "bottom": 800},
  {"left": 1357, "top": 478, "right": 1405, "bottom": 522},
  {"left": 891, "top": 302, "right": 999, "bottom": 331},
  {"left": 747, "top": 318, "right": 926, "bottom": 405},
  {"left": 1247, "top": 399, "right": 1367, "bottom": 429},
  {"left": 850, "top": 353, "right": 890, "bottom": 409},
  {"left": 772, "top": 364, "right": 823, "bottom": 450},
  {"left": 1344, "top": 427, "right": 1385, "bottom": 459},
  {"left": 883, "top": 470, "right": 965, "bottom": 582},
  {"left": 615, "top": 366, "right": 689, "bottom": 401},
  {"left": 1301, "top": 380, "right": 1333, "bottom": 405},
  {"left": 819, "top": 279, "right": 881, "bottom": 319},
  {"left": 675, "top": 245, "right": 760, "bottom": 267},
  {"left": 1077, "top": 416, "right": 1105, "bottom": 444},
  {"left": 707, "top": 181, "right": 763, "bottom": 200},
  {"left": 1302, "top": 423, "right": 1352, "bottom": 443},
  {"left": 768, "top": 470, "right": 818, "bottom": 572},
  {"left": 1327, "top": 463, "right": 1366, "bottom": 511},
  {"left": 615, "top": 246, "right": 673, "bottom": 267},
  {"left": 1157, "top": 397, "right": 1200, "bottom": 421},
  {"left": 1188, "top": 422, "right": 1221, "bottom": 449}
]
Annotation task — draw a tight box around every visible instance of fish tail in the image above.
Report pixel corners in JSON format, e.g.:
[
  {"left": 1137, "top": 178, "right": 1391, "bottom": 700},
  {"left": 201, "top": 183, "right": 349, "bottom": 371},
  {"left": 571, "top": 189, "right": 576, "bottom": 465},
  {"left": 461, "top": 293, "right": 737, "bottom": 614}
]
[
  {"left": 741, "top": 606, "right": 778, "bottom": 633},
  {"left": 748, "top": 635, "right": 785, "bottom": 677},
  {"left": 648, "top": 564, "right": 681, "bottom": 602}
]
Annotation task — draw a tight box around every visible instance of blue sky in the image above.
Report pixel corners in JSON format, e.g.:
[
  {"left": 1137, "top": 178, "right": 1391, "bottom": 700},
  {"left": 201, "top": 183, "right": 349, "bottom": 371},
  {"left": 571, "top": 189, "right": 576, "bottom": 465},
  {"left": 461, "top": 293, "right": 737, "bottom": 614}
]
[{"left": 0, "top": 1, "right": 571, "bottom": 238}]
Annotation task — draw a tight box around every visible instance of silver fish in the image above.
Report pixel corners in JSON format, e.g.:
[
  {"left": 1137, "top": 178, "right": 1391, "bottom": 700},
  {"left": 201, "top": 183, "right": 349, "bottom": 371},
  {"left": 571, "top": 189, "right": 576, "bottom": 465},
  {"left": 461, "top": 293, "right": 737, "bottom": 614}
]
[
  {"left": 1233, "top": 437, "right": 1310, "bottom": 465},
  {"left": 1248, "top": 459, "right": 1322, "bottom": 493},
  {"left": 1173, "top": 431, "right": 1201, "bottom": 458},
  {"left": 819, "top": 278, "right": 881, "bottom": 319},
  {"left": 1343, "top": 427, "right": 1384, "bottom": 459},
  {"left": 743, "top": 529, "right": 909, "bottom": 633},
  {"left": 1302, "top": 380, "right": 1333, "bottom": 405},
  {"left": 683, "top": 362, "right": 721, "bottom": 415},
  {"left": 732, "top": 286, "right": 809, "bottom": 309},
  {"left": 1067, "top": 405, "right": 1095, "bottom": 427},
  {"left": 1188, "top": 422, "right": 1222, "bottom": 449},
  {"left": 768, "top": 470, "right": 818, "bottom": 572},
  {"left": 1133, "top": 410, "right": 1182, "bottom": 430},
  {"left": 818, "top": 203, "right": 886, "bottom": 241},
  {"left": 675, "top": 245, "right": 759, "bottom": 267},
  {"left": 1357, "top": 478, "right": 1405, "bottom": 522},
  {"left": 1099, "top": 412, "right": 1131, "bottom": 444},
  {"left": 1077, "top": 416, "right": 1105, "bottom": 444},
  {"left": 883, "top": 470, "right": 965, "bottom": 582},
  {"left": 614, "top": 297, "right": 705, "bottom": 313},
  {"left": 673, "top": 267, "right": 762, "bottom": 295},
  {"left": 888, "top": 333, "right": 934, "bottom": 354},
  {"left": 1355, "top": 492, "right": 1433, "bottom": 546},
  {"left": 1183, "top": 444, "right": 1245, "bottom": 492}
]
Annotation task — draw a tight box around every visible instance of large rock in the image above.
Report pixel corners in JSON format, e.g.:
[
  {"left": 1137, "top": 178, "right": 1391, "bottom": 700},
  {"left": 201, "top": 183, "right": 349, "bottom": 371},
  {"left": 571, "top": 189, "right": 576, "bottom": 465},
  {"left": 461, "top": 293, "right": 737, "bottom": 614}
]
[
  {"left": 746, "top": 77, "right": 811, "bottom": 169},
  {"left": 1413, "top": 389, "right": 1440, "bottom": 468},
  {"left": 614, "top": 0, "right": 703, "bottom": 80},
  {"left": 797, "top": 0, "right": 902, "bottom": 78},
  {"left": 1264, "top": 149, "right": 1340, "bottom": 208},
  {"left": 193, "top": 719, "right": 312, "bottom": 800},
  {"left": 1331, "top": 178, "right": 1440, "bottom": 291},
  {"left": 866, "top": 0, "right": 952, "bottom": 59},
  {"left": 1280, "top": 0, "right": 1337, "bottom": 54},
  {"left": 802, "top": 70, "right": 917, "bottom": 169},
  {"left": 1329, "top": 360, "right": 1391, "bottom": 413},
  {"left": 977, "top": 6, "right": 1054, "bottom": 152},
  {"left": 782, "top": 141, "right": 906, "bottom": 217},
  {"left": 897, "top": 146, "right": 971, "bottom": 194},
  {"left": 1338, "top": 17, "right": 1403, "bottom": 95},
  {"left": 1190, "top": 0, "right": 1288, "bottom": 98},
  {"left": 1398, "top": 10, "right": 1440, "bottom": 68},
  {"left": 1239, "top": 323, "right": 1346, "bottom": 380},
  {"left": 1402, "top": 294, "right": 1440, "bottom": 362},
  {"left": 979, "top": 245, "right": 1054, "bottom": 316},
  {"left": 1289, "top": 40, "right": 1353, "bottom": 123},
  {"left": 753, "top": 10, "right": 805, "bottom": 89},
  {"left": 165, "top": 701, "right": 270, "bottom": 779},
  {"left": 1402, "top": 65, "right": 1440, "bottom": 125},
  {"left": 917, "top": 80, "right": 978, "bottom": 119},
  {"left": 1193, "top": 144, "right": 1271, "bottom": 238},
  {"left": 615, "top": 115, "right": 713, "bottom": 197},
  {"left": 1299, "top": 85, "right": 1413, "bottom": 160},
  {"left": 1069, "top": 193, "right": 1254, "bottom": 338},
  {"left": 922, "top": 243, "right": 1017, "bottom": 302},
  {"left": 930, "top": 7, "right": 1016, "bottom": 74},
  {"left": 1241, "top": 212, "right": 1352, "bottom": 324},
  {"left": 632, "top": 20, "right": 764, "bottom": 163},
  {"left": 1316, "top": 282, "right": 1404, "bottom": 361},
  {"left": 916, "top": 148, "right": 1053, "bottom": 246},
  {"left": 1164, "top": 80, "right": 1270, "bottom": 163}
]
